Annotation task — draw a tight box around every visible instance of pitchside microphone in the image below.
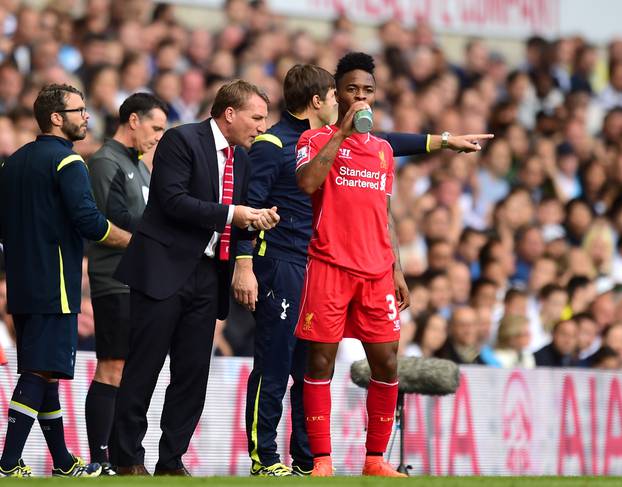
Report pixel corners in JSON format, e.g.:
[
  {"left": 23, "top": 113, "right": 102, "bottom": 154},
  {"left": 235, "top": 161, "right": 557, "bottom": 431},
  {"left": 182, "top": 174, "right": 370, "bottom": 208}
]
[{"left": 350, "top": 356, "right": 460, "bottom": 395}]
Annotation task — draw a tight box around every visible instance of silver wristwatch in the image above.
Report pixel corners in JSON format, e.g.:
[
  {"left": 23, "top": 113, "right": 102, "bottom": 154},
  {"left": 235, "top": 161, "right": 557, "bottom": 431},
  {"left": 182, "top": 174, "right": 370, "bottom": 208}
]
[{"left": 441, "top": 131, "right": 450, "bottom": 149}]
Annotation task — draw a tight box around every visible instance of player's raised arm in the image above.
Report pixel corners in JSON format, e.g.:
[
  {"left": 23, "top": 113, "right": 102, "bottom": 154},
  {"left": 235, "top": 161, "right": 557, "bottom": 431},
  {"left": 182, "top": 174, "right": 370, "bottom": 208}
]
[{"left": 296, "top": 100, "right": 368, "bottom": 194}]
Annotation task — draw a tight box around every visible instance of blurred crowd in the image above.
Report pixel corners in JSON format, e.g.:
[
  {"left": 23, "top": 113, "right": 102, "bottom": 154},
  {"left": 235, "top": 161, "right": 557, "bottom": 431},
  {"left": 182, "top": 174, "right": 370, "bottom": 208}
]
[{"left": 0, "top": 0, "right": 622, "bottom": 369}]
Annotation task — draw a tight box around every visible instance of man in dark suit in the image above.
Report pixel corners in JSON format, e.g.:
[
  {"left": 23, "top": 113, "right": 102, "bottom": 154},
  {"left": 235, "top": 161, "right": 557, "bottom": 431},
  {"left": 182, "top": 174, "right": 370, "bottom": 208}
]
[
  {"left": 534, "top": 319, "right": 581, "bottom": 367},
  {"left": 110, "top": 80, "right": 280, "bottom": 476}
]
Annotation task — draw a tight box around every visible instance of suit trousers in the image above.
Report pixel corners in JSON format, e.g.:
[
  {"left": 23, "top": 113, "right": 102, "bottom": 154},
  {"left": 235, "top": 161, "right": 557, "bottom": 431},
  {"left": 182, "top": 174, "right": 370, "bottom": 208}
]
[{"left": 110, "top": 257, "right": 219, "bottom": 470}]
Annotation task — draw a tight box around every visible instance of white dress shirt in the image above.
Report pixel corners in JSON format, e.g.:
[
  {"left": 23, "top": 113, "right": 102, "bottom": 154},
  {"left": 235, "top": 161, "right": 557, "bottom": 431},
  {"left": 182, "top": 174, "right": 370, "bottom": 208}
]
[{"left": 204, "top": 118, "right": 235, "bottom": 257}]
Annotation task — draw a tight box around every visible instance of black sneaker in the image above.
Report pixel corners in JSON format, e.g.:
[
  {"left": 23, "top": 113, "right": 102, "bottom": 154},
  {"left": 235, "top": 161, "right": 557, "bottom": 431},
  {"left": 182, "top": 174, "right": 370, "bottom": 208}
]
[{"left": 100, "top": 462, "right": 117, "bottom": 476}]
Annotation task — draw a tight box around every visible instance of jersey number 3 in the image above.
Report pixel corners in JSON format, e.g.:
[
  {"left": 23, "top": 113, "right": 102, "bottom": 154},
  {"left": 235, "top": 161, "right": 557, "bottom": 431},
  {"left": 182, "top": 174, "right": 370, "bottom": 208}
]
[{"left": 386, "top": 294, "right": 397, "bottom": 320}]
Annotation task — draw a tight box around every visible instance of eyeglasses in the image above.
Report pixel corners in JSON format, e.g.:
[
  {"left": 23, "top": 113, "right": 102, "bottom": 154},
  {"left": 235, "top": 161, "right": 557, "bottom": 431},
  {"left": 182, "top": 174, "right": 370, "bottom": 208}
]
[{"left": 57, "top": 107, "right": 87, "bottom": 117}]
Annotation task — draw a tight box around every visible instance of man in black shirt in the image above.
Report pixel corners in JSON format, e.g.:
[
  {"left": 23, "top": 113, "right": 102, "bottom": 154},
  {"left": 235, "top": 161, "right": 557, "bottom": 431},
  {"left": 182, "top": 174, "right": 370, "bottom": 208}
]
[{"left": 85, "top": 93, "right": 168, "bottom": 475}]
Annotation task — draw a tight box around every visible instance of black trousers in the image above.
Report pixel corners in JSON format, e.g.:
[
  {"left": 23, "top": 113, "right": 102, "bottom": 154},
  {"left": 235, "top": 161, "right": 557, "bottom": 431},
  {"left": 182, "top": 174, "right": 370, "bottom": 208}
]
[{"left": 110, "top": 257, "right": 219, "bottom": 470}]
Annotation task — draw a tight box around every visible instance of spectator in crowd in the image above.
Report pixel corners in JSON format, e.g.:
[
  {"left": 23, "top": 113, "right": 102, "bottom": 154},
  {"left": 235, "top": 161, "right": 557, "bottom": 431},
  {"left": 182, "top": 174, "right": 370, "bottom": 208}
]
[
  {"left": 447, "top": 260, "right": 472, "bottom": 305},
  {"left": 575, "top": 312, "right": 601, "bottom": 361},
  {"left": 588, "top": 345, "right": 621, "bottom": 369},
  {"left": 405, "top": 311, "right": 447, "bottom": 358},
  {"left": 566, "top": 275, "right": 596, "bottom": 316},
  {"left": 493, "top": 314, "right": 535, "bottom": 368},
  {"left": 436, "top": 306, "right": 482, "bottom": 364},
  {"left": 528, "top": 283, "right": 568, "bottom": 352},
  {"left": 602, "top": 322, "right": 622, "bottom": 359},
  {"left": 534, "top": 319, "right": 581, "bottom": 367}
]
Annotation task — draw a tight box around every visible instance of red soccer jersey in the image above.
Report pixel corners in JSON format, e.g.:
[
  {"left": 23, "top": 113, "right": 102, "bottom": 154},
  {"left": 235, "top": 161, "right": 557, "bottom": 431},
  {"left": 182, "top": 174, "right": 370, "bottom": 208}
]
[{"left": 296, "top": 125, "right": 395, "bottom": 278}]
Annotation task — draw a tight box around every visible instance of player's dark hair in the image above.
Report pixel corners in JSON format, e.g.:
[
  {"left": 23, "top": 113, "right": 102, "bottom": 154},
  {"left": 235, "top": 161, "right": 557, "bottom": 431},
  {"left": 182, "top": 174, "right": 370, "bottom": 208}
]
[
  {"left": 334, "top": 52, "right": 375, "bottom": 86},
  {"left": 119, "top": 92, "right": 168, "bottom": 124},
  {"left": 33, "top": 83, "right": 84, "bottom": 133},
  {"left": 283, "top": 64, "right": 335, "bottom": 114}
]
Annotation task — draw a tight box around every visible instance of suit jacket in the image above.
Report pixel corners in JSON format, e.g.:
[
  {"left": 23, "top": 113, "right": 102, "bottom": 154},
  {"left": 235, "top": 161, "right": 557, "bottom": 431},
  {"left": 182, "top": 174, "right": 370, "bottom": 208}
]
[
  {"left": 533, "top": 343, "right": 580, "bottom": 367},
  {"left": 115, "top": 119, "right": 251, "bottom": 319}
]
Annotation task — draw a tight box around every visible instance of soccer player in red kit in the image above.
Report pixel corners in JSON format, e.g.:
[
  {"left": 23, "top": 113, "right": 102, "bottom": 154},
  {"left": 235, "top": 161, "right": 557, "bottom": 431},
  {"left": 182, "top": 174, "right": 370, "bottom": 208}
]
[{"left": 295, "top": 52, "right": 491, "bottom": 477}]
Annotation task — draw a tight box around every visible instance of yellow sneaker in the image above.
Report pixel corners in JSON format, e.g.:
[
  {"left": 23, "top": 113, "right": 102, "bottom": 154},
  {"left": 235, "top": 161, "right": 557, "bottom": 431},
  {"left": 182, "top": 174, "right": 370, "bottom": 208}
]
[
  {"left": 249, "top": 461, "right": 292, "bottom": 477},
  {"left": 0, "top": 459, "right": 32, "bottom": 477}
]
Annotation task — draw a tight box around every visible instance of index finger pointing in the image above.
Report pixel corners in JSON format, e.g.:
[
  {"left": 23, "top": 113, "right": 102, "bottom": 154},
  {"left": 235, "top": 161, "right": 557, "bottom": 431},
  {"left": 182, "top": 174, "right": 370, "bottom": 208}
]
[{"left": 467, "top": 133, "right": 495, "bottom": 139}]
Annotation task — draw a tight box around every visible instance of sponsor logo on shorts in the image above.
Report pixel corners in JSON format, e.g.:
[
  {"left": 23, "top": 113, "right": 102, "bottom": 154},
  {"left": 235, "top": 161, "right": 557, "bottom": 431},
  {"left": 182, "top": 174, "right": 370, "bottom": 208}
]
[
  {"left": 393, "top": 320, "right": 401, "bottom": 332},
  {"left": 303, "top": 312, "right": 314, "bottom": 332},
  {"left": 379, "top": 416, "right": 394, "bottom": 422}
]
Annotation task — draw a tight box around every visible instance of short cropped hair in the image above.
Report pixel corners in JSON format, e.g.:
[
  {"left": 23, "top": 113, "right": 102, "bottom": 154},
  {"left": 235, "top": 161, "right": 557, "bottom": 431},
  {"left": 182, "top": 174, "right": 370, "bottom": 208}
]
[
  {"left": 211, "top": 79, "right": 269, "bottom": 118},
  {"left": 33, "top": 84, "right": 84, "bottom": 133},
  {"left": 119, "top": 92, "right": 168, "bottom": 124},
  {"left": 283, "top": 64, "right": 335, "bottom": 114},
  {"left": 334, "top": 52, "right": 375, "bottom": 86}
]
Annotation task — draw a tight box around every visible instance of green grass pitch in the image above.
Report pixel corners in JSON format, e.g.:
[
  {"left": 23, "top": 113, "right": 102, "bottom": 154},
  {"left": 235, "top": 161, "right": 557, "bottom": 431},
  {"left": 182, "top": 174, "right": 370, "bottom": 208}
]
[{"left": 2, "top": 477, "right": 621, "bottom": 486}]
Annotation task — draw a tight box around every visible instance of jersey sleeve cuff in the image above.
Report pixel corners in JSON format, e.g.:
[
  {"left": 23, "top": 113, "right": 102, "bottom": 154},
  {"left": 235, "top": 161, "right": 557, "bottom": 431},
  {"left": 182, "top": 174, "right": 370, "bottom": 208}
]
[
  {"left": 236, "top": 255, "right": 253, "bottom": 260},
  {"left": 97, "top": 220, "right": 112, "bottom": 242},
  {"left": 425, "top": 134, "right": 431, "bottom": 153}
]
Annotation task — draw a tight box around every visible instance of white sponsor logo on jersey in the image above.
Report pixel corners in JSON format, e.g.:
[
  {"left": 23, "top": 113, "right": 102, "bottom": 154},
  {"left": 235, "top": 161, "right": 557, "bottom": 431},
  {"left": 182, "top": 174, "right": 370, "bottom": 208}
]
[{"left": 338, "top": 148, "right": 351, "bottom": 159}]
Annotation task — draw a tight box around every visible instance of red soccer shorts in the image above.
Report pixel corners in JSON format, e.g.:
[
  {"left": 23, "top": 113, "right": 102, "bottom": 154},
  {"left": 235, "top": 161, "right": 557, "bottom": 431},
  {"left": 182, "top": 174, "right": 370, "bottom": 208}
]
[{"left": 295, "top": 258, "right": 401, "bottom": 343}]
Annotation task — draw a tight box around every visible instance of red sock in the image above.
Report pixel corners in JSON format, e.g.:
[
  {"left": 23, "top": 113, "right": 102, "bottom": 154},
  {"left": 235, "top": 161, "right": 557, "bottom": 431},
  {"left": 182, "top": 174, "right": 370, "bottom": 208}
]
[
  {"left": 303, "top": 376, "right": 332, "bottom": 455},
  {"left": 365, "top": 378, "right": 398, "bottom": 454}
]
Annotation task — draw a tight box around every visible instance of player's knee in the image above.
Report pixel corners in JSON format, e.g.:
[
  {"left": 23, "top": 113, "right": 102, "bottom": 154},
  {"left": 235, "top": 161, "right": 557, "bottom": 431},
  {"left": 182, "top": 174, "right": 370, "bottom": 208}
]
[
  {"left": 306, "top": 353, "right": 333, "bottom": 379},
  {"left": 370, "top": 354, "right": 398, "bottom": 382}
]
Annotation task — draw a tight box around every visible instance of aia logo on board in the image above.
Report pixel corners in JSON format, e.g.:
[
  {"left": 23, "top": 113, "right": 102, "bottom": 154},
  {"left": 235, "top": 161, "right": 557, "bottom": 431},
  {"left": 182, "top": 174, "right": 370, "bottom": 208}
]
[{"left": 502, "top": 371, "right": 533, "bottom": 474}]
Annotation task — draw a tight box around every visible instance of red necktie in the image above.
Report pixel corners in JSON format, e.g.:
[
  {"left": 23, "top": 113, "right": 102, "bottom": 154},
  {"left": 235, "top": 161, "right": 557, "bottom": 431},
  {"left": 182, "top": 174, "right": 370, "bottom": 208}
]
[{"left": 219, "top": 146, "right": 235, "bottom": 260}]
